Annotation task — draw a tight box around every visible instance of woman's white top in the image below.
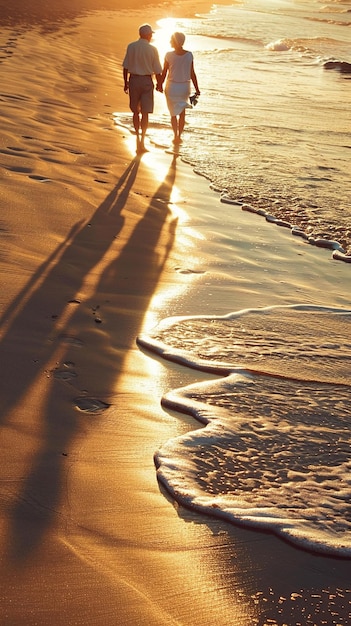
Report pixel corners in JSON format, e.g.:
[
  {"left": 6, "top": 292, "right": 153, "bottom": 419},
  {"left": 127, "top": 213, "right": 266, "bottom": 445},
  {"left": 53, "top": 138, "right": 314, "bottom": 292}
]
[{"left": 165, "top": 50, "right": 193, "bottom": 82}]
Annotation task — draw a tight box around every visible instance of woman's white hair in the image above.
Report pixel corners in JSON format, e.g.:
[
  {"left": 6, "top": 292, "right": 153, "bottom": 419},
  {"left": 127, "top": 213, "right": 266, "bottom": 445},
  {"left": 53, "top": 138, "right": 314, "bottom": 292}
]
[{"left": 172, "top": 32, "right": 185, "bottom": 47}]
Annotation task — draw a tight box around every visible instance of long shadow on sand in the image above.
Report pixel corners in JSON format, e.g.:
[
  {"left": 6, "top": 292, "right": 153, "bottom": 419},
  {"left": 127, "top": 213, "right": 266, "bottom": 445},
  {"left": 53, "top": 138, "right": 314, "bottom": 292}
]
[{"left": 0, "top": 154, "right": 178, "bottom": 562}]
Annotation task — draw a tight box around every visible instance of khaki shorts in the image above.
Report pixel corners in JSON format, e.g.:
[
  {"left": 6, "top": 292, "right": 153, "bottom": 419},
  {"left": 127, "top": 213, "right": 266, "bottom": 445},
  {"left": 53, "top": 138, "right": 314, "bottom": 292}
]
[{"left": 129, "top": 75, "right": 154, "bottom": 114}]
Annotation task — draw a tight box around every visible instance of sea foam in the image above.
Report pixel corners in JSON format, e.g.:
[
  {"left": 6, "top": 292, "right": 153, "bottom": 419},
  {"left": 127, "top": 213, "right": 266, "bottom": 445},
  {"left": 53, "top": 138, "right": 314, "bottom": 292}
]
[{"left": 138, "top": 305, "right": 351, "bottom": 556}]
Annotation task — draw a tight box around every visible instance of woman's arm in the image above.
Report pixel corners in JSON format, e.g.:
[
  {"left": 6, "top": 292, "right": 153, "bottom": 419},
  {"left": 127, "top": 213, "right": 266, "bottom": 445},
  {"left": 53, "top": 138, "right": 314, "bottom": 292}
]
[{"left": 190, "top": 61, "right": 200, "bottom": 95}]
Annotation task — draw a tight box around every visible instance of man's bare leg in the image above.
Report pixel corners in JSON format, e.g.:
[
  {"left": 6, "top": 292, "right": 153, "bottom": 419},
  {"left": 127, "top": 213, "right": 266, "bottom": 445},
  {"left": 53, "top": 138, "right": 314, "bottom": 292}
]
[
  {"left": 133, "top": 111, "right": 141, "bottom": 152},
  {"left": 139, "top": 112, "right": 149, "bottom": 152}
]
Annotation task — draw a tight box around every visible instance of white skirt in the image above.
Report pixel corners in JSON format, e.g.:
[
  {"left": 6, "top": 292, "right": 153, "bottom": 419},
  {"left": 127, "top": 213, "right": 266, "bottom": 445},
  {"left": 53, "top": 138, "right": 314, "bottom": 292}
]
[{"left": 165, "top": 81, "right": 192, "bottom": 117}]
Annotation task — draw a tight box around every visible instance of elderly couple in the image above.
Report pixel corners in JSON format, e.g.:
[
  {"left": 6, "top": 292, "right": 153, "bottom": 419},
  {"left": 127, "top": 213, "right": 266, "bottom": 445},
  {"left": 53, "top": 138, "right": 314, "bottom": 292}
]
[{"left": 123, "top": 23, "right": 200, "bottom": 153}]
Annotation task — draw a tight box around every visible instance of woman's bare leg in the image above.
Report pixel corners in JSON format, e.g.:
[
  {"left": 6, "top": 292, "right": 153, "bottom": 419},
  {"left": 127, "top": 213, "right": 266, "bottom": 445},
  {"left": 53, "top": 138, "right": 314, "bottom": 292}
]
[
  {"left": 178, "top": 110, "right": 186, "bottom": 140},
  {"left": 171, "top": 115, "right": 178, "bottom": 142}
]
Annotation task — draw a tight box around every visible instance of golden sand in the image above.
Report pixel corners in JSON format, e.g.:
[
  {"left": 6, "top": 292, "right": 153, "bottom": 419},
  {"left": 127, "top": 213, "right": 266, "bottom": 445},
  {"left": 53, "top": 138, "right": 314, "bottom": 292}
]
[{"left": 0, "top": 3, "right": 350, "bottom": 624}]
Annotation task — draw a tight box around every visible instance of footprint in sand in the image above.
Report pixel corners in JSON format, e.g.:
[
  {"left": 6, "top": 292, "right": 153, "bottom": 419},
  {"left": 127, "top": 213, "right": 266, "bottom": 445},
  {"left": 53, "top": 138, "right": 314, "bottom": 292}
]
[
  {"left": 0, "top": 94, "right": 30, "bottom": 102},
  {"left": 58, "top": 335, "right": 84, "bottom": 347},
  {"left": 0, "top": 147, "right": 28, "bottom": 156},
  {"left": 67, "top": 148, "right": 84, "bottom": 155},
  {"left": 8, "top": 166, "right": 32, "bottom": 173},
  {"left": 53, "top": 369, "right": 78, "bottom": 381},
  {"left": 52, "top": 360, "right": 78, "bottom": 381},
  {"left": 93, "top": 166, "right": 110, "bottom": 184},
  {"left": 174, "top": 267, "right": 205, "bottom": 275},
  {"left": 75, "top": 398, "right": 110, "bottom": 413},
  {"left": 28, "top": 175, "right": 52, "bottom": 182}
]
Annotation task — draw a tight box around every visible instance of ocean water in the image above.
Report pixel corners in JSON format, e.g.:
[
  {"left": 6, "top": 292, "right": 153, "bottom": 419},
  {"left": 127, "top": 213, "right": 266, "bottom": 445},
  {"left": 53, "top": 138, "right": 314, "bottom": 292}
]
[
  {"left": 127, "top": 0, "right": 351, "bottom": 560},
  {"left": 138, "top": 305, "right": 351, "bottom": 557},
  {"left": 115, "top": 0, "right": 351, "bottom": 258}
]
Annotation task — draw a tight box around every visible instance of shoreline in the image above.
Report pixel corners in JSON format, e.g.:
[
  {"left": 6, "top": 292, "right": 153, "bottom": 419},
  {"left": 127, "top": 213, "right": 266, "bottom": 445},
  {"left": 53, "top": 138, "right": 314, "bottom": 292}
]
[{"left": 0, "top": 4, "right": 351, "bottom": 624}]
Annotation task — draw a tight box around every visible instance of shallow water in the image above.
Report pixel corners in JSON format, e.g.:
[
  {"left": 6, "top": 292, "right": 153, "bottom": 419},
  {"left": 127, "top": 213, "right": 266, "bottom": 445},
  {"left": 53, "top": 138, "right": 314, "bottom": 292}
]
[
  {"left": 115, "top": 0, "right": 351, "bottom": 255},
  {"left": 121, "top": 0, "right": 351, "bottom": 561},
  {"left": 138, "top": 305, "right": 351, "bottom": 557}
]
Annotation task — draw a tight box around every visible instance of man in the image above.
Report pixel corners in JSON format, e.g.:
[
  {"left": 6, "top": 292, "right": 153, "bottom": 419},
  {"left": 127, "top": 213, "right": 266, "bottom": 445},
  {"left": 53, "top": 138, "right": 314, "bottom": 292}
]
[{"left": 123, "top": 24, "right": 163, "bottom": 153}]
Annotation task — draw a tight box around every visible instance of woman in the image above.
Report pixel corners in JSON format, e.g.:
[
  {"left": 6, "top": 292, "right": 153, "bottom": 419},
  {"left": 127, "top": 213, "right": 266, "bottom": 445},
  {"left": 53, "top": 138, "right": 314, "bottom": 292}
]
[{"left": 160, "top": 32, "right": 200, "bottom": 143}]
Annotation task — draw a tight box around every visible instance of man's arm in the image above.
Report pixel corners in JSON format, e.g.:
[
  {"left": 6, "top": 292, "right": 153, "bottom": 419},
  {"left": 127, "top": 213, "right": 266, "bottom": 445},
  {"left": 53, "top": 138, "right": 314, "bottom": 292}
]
[
  {"left": 123, "top": 67, "right": 129, "bottom": 93},
  {"left": 156, "top": 57, "right": 169, "bottom": 92},
  {"left": 155, "top": 73, "right": 163, "bottom": 92},
  {"left": 153, "top": 47, "right": 163, "bottom": 92}
]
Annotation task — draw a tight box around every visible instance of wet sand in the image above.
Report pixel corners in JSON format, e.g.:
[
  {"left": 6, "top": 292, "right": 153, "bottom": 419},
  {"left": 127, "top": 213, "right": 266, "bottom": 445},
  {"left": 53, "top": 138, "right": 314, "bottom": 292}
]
[{"left": 0, "top": 2, "right": 350, "bottom": 624}]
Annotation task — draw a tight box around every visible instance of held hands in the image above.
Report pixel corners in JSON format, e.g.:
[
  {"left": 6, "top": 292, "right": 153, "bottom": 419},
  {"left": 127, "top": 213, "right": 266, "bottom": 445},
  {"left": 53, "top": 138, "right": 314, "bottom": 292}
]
[{"left": 124, "top": 83, "right": 162, "bottom": 93}]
